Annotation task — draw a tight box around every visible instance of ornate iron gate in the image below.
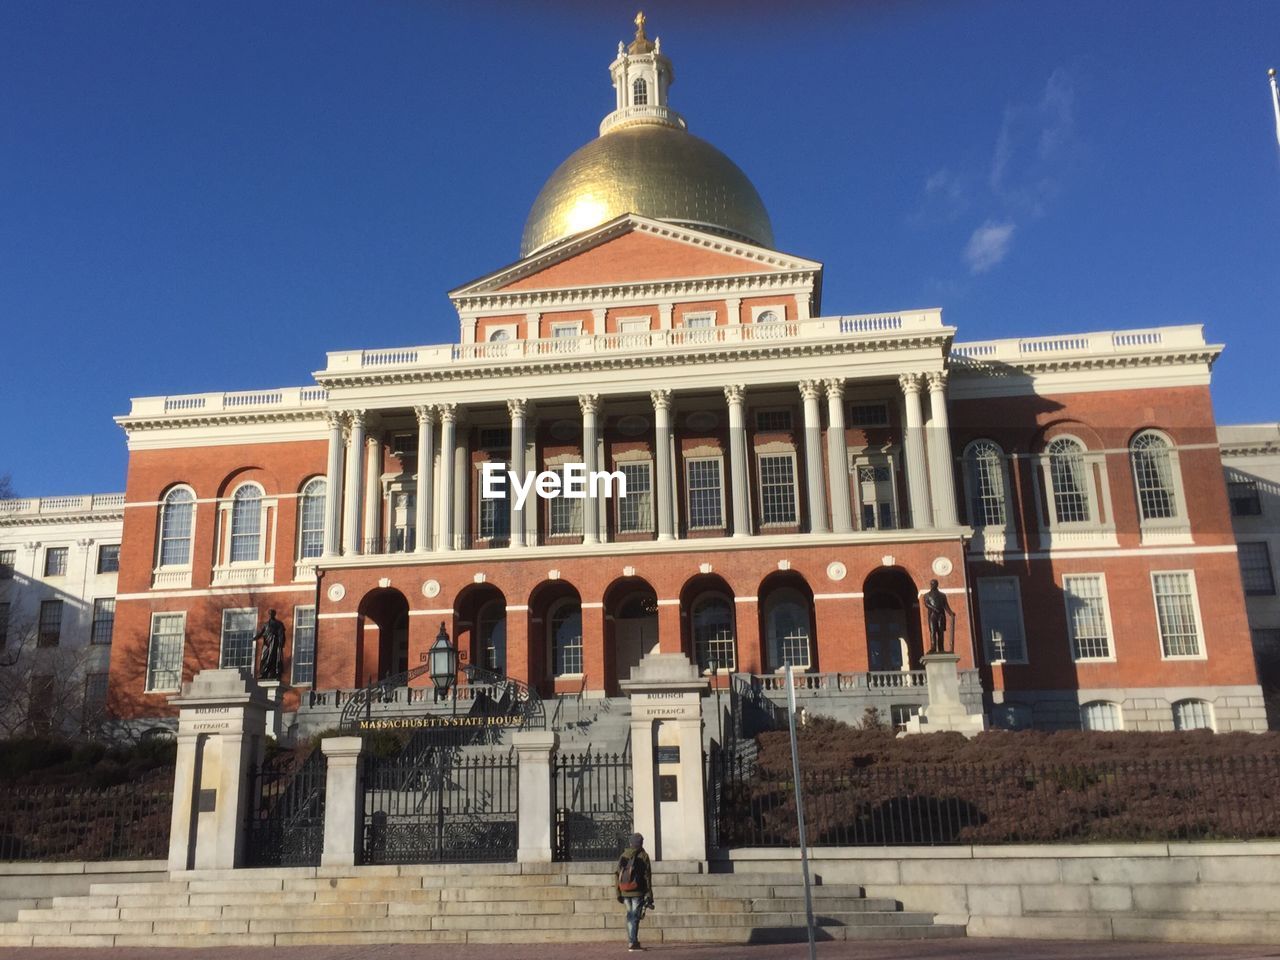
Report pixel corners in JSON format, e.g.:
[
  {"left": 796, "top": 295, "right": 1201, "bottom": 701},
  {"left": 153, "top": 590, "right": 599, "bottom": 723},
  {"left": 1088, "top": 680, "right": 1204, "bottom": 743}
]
[
  {"left": 243, "top": 748, "right": 326, "bottom": 867},
  {"left": 552, "top": 746, "right": 633, "bottom": 861},
  {"left": 360, "top": 739, "right": 518, "bottom": 864}
]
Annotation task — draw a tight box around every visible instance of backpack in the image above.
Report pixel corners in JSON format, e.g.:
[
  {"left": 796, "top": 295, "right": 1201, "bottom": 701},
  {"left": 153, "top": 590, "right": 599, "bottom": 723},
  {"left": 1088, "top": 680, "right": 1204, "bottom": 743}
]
[{"left": 618, "top": 851, "right": 642, "bottom": 893}]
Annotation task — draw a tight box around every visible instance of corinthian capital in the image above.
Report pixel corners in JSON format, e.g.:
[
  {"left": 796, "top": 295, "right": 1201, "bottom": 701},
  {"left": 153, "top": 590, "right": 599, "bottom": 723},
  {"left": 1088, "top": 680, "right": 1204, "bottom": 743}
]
[
  {"left": 822, "top": 378, "right": 846, "bottom": 401},
  {"left": 723, "top": 384, "right": 746, "bottom": 406},
  {"left": 347, "top": 409, "right": 367, "bottom": 431},
  {"left": 507, "top": 398, "right": 529, "bottom": 421},
  {"left": 898, "top": 372, "right": 924, "bottom": 395},
  {"left": 577, "top": 394, "right": 601, "bottom": 417},
  {"left": 650, "top": 389, "right": 673, "bottom": 411},
  {"left": 925, "top": 371, "right": 948, "bottom": 393},
  {"left": 325, "top": 410, "right": 347, "bottom": 430},
  {"left": 438, "top": 402, "right": 458, "bottom": 424},
  {"left": 798, "top": 380, "right": 821, "bottom": 402},
  {"left": 413, "top": 404, "right": 436, "bottom": 425}
]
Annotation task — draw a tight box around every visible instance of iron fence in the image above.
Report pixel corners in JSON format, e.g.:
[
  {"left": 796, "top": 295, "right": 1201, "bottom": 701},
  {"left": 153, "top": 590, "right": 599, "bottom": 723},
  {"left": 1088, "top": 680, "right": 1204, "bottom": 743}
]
[
  {"left": 243, "top": 749, "right": 326, "bottom": 867},
  {"left": 361, "top": 746, "right": 518, "bottom": 864},
  {"left": 552, "top": 747, "right": 632, "bottom": 861},
  {"left": 0, "top": 780, "right": 172, "bottom": 861},
  {"left": 717, "top": 753, "right": 1280, "bottom": 847}
]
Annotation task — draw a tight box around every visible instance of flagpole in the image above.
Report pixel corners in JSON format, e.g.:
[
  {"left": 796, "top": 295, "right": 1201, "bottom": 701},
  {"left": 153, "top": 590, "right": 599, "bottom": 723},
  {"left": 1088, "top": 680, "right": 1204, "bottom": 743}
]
[{"left": 1270, "top": 69, "right": 1280, "bottom": 149}]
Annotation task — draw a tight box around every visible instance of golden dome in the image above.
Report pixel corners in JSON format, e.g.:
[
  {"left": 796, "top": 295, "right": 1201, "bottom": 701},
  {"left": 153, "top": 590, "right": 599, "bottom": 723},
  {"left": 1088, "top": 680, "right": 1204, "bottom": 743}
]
[{"left": 520, "top": 123, "right": 775, "bottom": 258}]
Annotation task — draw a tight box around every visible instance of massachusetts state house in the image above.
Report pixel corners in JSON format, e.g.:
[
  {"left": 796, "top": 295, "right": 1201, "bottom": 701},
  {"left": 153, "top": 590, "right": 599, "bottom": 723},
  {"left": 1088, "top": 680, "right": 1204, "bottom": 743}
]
[{"left": 106, "top": 18, "right": 1267, "bottom": 735}]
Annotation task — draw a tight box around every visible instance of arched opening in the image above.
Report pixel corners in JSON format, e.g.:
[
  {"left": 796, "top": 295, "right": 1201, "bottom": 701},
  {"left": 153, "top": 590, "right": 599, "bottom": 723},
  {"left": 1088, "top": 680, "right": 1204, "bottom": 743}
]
[
  {"left": 604, "top": 577, "right": 658, "bottom": 692},
  {"left": 357, "top": 587, "right": 410, "bottom": 685},
  {"left": 528, "top": 580, "right": 584, "bottom": 696},
  {"left": 863, "top": 568, "right": 922, "bottom": 672},
  {"left": 759, "top": 572, "right": 816, "bottom": 672},
  {"left": 680, "top": 574, "right": 737, "bottom": 674},
  {"left": 453, "top": 583, "right": 507, "bottom": 675}
]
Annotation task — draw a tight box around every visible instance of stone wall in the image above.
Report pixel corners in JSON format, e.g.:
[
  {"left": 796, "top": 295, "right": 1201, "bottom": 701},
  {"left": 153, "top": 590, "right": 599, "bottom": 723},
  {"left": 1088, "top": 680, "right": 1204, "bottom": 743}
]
[
  {"left": 0, "top": 861, "right": 167, "bottom": 922},
  {"left": 726, "top": 842, "right": 1280, "bottom": 944}
]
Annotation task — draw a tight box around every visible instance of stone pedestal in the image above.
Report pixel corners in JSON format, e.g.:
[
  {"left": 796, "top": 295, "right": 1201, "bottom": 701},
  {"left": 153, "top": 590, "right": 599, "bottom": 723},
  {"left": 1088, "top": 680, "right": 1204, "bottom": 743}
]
[
  {"left": 259, "top": 680, "right": 283, "bottom": 741},
  {"left": 620, "top": 653, "right": 707, "bottom": 862},
  {"left": 902, "top": 653, "right": 987, "bottom": 737},
  {"left": 167, "top": 668, "right": 270, "bottom": 871},
  {"left": 320, "top": 736, "right": 364, "bottom": 868},
  {"left": 514, "top": 731, "right": 558, "bottom": 863}
]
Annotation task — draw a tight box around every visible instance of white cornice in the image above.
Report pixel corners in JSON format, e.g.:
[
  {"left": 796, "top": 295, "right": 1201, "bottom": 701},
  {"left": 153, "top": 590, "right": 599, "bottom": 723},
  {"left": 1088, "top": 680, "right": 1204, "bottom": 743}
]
[{"left": 116, "top": 409, "right": 329, "bottom": 435}]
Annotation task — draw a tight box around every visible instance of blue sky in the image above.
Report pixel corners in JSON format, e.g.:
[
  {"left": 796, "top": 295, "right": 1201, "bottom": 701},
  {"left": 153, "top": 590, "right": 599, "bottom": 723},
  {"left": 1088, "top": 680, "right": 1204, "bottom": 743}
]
[{"left": 2, "top": 1, "right": 1278, "bottom": 496}]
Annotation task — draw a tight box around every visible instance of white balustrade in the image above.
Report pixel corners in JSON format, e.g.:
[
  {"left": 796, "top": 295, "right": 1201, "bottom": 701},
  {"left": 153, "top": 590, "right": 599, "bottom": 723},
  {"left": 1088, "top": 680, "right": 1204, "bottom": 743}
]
[{"left": 952, "top": 325, "right": 1204, "bottom": 364}]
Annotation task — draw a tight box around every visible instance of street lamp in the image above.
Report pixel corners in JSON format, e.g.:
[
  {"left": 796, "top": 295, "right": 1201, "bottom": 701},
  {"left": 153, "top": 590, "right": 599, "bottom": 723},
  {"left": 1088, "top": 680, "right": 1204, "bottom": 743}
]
[{"left": 428, "top": 622, "right": 457, "bottom": 706}]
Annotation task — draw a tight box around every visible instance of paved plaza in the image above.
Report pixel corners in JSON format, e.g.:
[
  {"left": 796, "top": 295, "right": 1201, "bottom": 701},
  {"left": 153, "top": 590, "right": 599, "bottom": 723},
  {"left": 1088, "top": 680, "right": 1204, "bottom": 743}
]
[{"left": 1, "top": 940, "right": 1279, "bottom": 960}]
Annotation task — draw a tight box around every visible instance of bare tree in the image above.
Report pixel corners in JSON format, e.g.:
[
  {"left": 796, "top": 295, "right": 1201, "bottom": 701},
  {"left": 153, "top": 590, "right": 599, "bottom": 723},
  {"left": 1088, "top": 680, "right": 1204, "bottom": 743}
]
[{"left": 0, "top": 615, "right": 106, "bottom": 739}]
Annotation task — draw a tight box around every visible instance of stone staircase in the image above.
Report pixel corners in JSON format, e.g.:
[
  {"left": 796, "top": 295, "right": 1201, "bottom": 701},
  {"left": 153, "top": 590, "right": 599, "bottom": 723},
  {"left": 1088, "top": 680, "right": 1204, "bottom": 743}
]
[{"left": 0, "top": 862, "right": 966, "bottom": 948}]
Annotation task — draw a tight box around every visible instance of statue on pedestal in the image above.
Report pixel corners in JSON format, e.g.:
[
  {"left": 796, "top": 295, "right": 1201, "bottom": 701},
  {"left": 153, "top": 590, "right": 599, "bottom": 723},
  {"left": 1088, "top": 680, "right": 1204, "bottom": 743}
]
[
  {"left": 253, "top": 609, "right": 285, "bottom": 681},
  {"left": 923, "top": 580, "right": 956, "bottom": 655}
]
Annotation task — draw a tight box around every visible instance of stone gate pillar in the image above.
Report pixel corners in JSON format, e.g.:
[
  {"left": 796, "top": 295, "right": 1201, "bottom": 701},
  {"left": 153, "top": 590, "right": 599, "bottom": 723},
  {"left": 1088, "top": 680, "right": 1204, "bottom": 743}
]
[
  {"left": 621, "top": 653, "right": 708, "bottom": 862},
  {"left": 167, "top": 668, "right": 270, "bottom": 871}
]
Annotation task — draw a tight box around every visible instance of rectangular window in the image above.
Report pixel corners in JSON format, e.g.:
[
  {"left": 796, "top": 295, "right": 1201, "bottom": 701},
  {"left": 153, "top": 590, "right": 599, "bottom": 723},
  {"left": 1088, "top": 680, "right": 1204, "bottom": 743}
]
[
  {"left": 44, "top": 547, "right": 68, "bottom": 577},
  {"left": 96, "top": 544, "right": 120, "bottom": 574},
  {"left": 91, "top": 598, "right": 116, "bottom": 645},
  {"left": 758, "top": 453, "right": 798, "bottom": 525},
  {"left": 1081, "top": 701, "right": 1123, "bottom": 731},
  {"left": 29, "top": 675, "right": 55, "bottom": 733},
  {"left": 479, "top": 468, "right": 511, "bottom": 541},
  {"left": 219, "top": 609, "right": 258, "bottom": 670},
  {"left": 616, "top": 461, "right": 653, "bottom": 534},
  {"left": 0, "top": 549, "right": 16, "bottom": 579},
  {"left": 686, "top": 458, "right": 725, "bottom": 529},
  {"left": 856, "top": 461, "right": 896, "bottom": 530},
  {"left": 1153, "top": 571, "right": 1203, "bottom": 658},
  {"left": 1229, "top": 480, "right": 1262, "bottom": 517},
  {"left": 38, "top": 599, "right": 62, "bottom": 647},
  {"left": 1238, "top": 542, "right": 1275, "bottom": 596},
  {"left": 146, "top": 613, "right": 185, "bottom": 691},
  {"left": 976, "top": 577, "right": 1027, "bottom": 663},
  {"left": 478, "top": 428, "right": 511, "bottom": 451},
  {"left": 548, "top": 467, "right": 583, "bottom": 537},
  {"left": 849, "top": 402, "right": 890, "bottom": 427},
  {"left": 552, "top": 323, "right": 579, "bottom": 338},
  {"left": 0, "top": 601, "right": 8, "bottom": 646},
  {"left": 684, "top": 313, "right": 715, "bottom": 329},
  {"left": 292, "top": 605, "right": 316, "bottom": 686},
  {"left": 1063, "top": 575, "right": 1112, "bottom": 659},
  {"left": 83, "top": 673, "right": 109, "bottom": 731},
  {"left": 755, "top": 409, "right": 793, "bottom": 432}
]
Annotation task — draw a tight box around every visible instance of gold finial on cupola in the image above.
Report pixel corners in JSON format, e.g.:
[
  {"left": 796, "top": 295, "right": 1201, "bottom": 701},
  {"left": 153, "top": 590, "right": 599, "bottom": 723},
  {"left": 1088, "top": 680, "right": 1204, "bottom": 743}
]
[{"left": 629, "top": 11, "right": 655, "bottom": 54}]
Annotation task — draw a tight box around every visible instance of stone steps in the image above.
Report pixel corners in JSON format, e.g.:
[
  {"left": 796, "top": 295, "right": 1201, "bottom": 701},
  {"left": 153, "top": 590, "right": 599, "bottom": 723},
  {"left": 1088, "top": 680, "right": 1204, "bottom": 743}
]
[{"left": 0, "top": 863, "right": 964, "bottom": 947}]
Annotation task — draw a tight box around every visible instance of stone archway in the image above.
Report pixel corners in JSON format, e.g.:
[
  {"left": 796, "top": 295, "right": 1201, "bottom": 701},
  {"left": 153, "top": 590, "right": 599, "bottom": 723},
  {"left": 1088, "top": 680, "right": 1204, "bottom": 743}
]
[
  {"left": 604, "top": 578, "right": 658, "bottom": 693},
  {"left": 358, "top": 587, "right": 410, "bottom": 683},
  {"left": 863, "top": 568, "right": 923, "bottom": 672}
]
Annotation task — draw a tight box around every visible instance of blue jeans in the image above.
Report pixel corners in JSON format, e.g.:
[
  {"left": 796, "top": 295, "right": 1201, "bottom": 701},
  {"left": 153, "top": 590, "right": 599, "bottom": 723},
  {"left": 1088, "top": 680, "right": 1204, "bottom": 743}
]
[{"left": 624, "top": 896, "right": 645, "bottom": 945}]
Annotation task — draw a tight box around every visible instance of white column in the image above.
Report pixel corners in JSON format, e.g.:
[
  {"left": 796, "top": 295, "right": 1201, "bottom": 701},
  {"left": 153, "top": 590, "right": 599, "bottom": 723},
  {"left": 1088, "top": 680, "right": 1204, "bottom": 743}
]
[
  {"left": 323, "top": 413, "right": 345, "bottom": 558},
  {"left": 725, "top": 297, "right": 742, "bottom": 325},
  {"left": 579, "top": 394, "right": 601, "bottom": 544},
  {"left": 823, "top": 380, "right": 853, "bottom": 534},
  {"left": 724, "top": 384, "right": 751, "bottom": 538},
  {"left": 453, "top": 417, "right": 469, "bottom": 548},
  {"left": 926, "top": 371, "right": 959, "bottom": 528},
  {"left": 899, "top": 373, "right": 934, "bottom": 529},
  {"left": 438, "top": 404, "right": 457, "bottom": 552},
  {"left": 320, "top": 736, "right": 363, "bottom": 867},
  {"left": 514, "top": 731, "right": 558, "bottom": 863},
  {"left": 652, "top": 390, "right": 675, "bottom": 541},
  {"left": 363, "top": 432, "right": 380, "bottom": 553},
  {"left": 342, "top": 411, "right": 365, "bottom": 555},
  {"left": 799, "top": 380, "right": 828, "bottom": 534},
  {"left": 414, "top": 405, "right": 435, "bottom": 553},
  {"left": 508, "top": 398, "right": 528, "bottom": 547}
]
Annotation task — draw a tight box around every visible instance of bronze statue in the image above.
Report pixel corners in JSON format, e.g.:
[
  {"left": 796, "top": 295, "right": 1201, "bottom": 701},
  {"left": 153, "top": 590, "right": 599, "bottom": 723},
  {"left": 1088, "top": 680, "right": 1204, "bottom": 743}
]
[
  {"left": 923, "top": 579, "right": 956, "bottom": 655},
  {"left": 254, "top": 609, "right": 285, "bottom": 681}
]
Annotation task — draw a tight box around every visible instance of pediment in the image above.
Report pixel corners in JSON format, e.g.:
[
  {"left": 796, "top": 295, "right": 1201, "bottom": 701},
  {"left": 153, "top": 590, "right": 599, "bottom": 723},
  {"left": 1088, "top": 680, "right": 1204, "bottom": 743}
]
[{"left": 450, "top": 215, "right": 821, "bottom": 300}]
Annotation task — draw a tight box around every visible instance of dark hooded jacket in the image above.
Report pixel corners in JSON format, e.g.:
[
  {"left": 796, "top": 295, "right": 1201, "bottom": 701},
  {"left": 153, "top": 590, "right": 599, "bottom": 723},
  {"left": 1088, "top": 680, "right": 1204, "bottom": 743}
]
[{"left": 616, "top": 845, "right": 653, "bottom": 898}]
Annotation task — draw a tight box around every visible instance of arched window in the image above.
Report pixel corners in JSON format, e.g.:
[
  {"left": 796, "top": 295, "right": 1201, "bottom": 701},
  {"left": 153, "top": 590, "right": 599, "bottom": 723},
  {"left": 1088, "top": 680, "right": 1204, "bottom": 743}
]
[
  {"left": 298, "top": 478, "right": 326, "bottom": 560},
  {"left": 764, "top": 588, "right": 811, "bottom": 670},
  {"left": 1173, "top": 699, "right": 1214, "bottom": 731},
  {"left": 489, "top": 329, "right": 511, "bottom": 342},
  {"left": 1130, "top": 431, "right": 1178, "bottom": 521},
  {"left": 1080, "top": 700, "right": 1123, "bottom": 731},
  {"left": 158, "top": 487, "right": 195, "bottom": 567},
  {"left": 478, "top": 600, "right": 507, "bottom": 674},
  {"left": 549, "top": 599, "right": 582, "bottom": 676},
  {"left": 691, "top": 594, "right": 736, "bottom": 672},
  {"left": 1046, "top": 437, "right": 1091, "bottom": 523},
  {"left": 756, "top": 309, "right": 781, "bottom": 323},
  {"left": 632, "top": 77, "right": 648, "bottom": 106},
  {"left": 229, "top": 484, "right": 263, "bottom": 563},
  {"left": 963, "top": 440, "right": 1008, "bottom": 527}
]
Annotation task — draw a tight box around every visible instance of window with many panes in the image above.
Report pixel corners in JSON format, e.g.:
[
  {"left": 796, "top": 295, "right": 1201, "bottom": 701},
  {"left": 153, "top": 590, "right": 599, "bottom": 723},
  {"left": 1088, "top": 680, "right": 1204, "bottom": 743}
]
[
  {"left": 28, "top": 675, "right": 54, "bottom": 733},
  {"left": 1130, "top": 431, "right": 1179, "bottom": 521},
  {"left": 849, "top": 402, "right": 889, "bottom": 427},
  {"left": 1228, "top": 480, "right": 1262, "bottom": 517},
  {"left": 686, "top": 458, "right": 724, "bottom": 529},
  {"left": 44, "top": 547, "right": 68, "bottom": 577},
  {"left": 480, "top": 468, "right": 511, "bottom": 540},
  {"left": 964, "top": 440, "right": 1008, "bottom": 527},
  {"left": 0, "top": 549, "right": 14, "bottom": 579},
  {"left": 616, "top": 462, "right": 653, "bottom": 534},
  {"left": 856, "top": 461, "right": 896, "bottom": 530},
  {"left": 547, "top": 467, "right": 582, "bottom": 537},
  {"left": 758, "top": 453, "right": 798, "bottom": 525},
  {"left": 219, "top": 609, "right": 257, "bottom": 670},
  {"left": 298, "top": 478, "right": 326, "bottom": 559},
  {"left": 1081, "top": 700, "right": 1123, "bottom": 731},
  {"left": 229, "top": 485, "right": 263, "bottom": 562},
  {"left": 976, "top": 577, "right": 1027, "bottom": 662},
  {"left": 684, "top": 313, "right": 715, "bottom": 329},
  {"left": 1063, "top": 575, "right": 1111, "bottom": 659},
  {"left": 755, "top": 409, "right": 793, "bottom": 432},
  {"left": 1152, "top": 571, "right": 1203, "bottom": 657},
  {"left": 1238, "top": 542, "right": 1275, "bottom": 596},
  {"left": 291, "top": 606, "right": 316, "bottom": 686},
  {"left": 82, "top": 673, "right": 109, "bottom": 731},
  {"left": 91, "top": 598, "right": 115, "bottom": 645},
  {"left": 38, "top": 600, "right": 62, "bottom": 647},
  {"left": 159, "top": 487, "right": 195, "bottom": 566},
  {"left": 146, "top": 613, "right": 185, "bottom": 691},
  {"left": 1173, "top": 699, "right": 1214, "bottom": 731},
  {"left": 96, "top": 544, "right": 120, "bottom": 574},
  {"left": 1046, "top": 437, "right": 1091, "bottom": 523},
  {"left": 632, "top": 77, "right": 648, "bottom": 105},
  {"left": 550, "top": 600, "right": 583, "bottom": 676},
  {"left": 692, "top": 594, "right": 736, "bottom": 672},
  {"left": 765, "top": 589, "right": 811, "bottom": 670},
  {"left": 477, "top": 600, "right": 506, "bottom": 673}
]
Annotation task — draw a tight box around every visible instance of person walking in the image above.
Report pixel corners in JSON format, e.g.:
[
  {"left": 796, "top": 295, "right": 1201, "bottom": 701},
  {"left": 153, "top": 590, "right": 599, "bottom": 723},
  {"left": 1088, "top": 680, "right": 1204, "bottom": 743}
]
[{"left": 615, "top": 832, "right": 654, "bottom": 951}]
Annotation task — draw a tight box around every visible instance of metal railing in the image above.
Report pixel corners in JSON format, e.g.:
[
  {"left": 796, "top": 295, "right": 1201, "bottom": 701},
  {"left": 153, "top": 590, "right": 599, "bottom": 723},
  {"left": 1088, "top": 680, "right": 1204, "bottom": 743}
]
[
  {"left": 716, "top": 754, "right": 1280, "bottom": 847},
  {"left": 242, "top": 749, "right": 326, "bottom": 868},
  {"left": 553, "top": 746, "right": 633, "bottom": 861},
  {"left": 0, "top": 780, "right": 172, "bottom": 861}
]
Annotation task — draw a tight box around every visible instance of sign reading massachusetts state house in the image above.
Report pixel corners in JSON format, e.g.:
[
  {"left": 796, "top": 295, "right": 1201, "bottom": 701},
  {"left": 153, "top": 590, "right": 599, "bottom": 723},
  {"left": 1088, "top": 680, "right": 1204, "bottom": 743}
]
[{"left": 356, "top": 714, "right": 525, "bottom": 732}]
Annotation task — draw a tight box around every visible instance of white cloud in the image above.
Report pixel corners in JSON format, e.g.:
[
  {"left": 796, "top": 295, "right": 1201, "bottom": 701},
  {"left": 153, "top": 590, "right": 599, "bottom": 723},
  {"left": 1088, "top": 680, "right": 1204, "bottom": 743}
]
[{"left": 964, "top": 220, "right": 1016, "bottom": 274}]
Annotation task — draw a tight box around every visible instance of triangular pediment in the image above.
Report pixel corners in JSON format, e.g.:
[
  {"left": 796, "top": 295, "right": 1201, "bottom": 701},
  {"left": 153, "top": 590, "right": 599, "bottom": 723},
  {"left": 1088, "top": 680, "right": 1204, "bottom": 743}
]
[{"left": 450, "top": 215, "right": 821, "bottom": 300}]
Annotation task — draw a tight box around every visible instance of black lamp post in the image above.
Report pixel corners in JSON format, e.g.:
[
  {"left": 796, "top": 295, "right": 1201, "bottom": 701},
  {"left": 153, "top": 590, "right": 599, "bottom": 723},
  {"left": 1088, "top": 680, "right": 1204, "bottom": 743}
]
[{"left": 428, "top": 622, "right": 457, "bottom": 710}]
